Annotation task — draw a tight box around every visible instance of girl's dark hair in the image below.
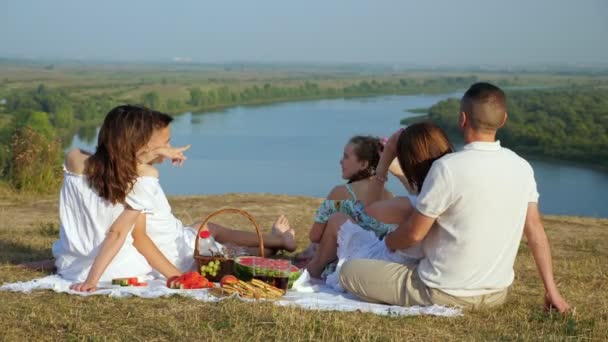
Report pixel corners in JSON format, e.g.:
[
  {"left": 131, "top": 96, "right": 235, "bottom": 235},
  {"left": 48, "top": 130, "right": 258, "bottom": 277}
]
[
  {"left": 396, "top": 122, "right": 454, "bottom": 193},
  {"left": 84, "top": 105, "right": 173, "bottom": 204},
  {"left": 347, "top": 135, "right": 384, "bottom": 183}
]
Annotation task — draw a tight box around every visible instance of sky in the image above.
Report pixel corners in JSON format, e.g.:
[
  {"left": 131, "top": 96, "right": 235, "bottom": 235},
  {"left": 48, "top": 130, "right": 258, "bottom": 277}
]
[{"left": 1, "top": 0, "right": 607, "bottom": 66}]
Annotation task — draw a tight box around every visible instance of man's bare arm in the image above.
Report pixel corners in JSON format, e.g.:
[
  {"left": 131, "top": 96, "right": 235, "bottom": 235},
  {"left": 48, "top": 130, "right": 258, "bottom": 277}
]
[
  {"left": 384, "top": 210, "right": 435, "bottom": 251},
  {"left": 524, "top": 203, "right": 569, "bottom": 313}
]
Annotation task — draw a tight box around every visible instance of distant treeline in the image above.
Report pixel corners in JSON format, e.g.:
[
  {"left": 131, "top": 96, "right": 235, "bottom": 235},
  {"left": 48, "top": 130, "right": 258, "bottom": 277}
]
[
  {"left": 183, "top": 76, "right": 479, "bottom": 109},
  {"left": 414, "top": 88, "right": 608, "bottom": 168},
  {"left": 0, "top": 76, "right": 479, "bottom": 193}
]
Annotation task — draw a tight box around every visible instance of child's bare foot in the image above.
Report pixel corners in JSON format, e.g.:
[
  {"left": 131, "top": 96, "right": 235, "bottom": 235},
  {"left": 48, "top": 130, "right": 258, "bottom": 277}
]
[{"left": 272, "top": 215, "right": 297, "bottom": 252}]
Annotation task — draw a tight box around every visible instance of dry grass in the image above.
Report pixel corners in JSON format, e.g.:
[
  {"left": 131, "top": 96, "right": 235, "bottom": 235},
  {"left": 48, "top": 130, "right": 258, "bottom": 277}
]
[{"left": 1, "top": 193, "right": 607, "bottom": 341}]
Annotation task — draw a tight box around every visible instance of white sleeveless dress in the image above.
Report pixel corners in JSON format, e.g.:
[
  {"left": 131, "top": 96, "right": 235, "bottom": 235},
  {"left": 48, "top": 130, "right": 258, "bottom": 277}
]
[
  {"left": 123, "top": 176, "right": 197, "bottom": 274},
  {"left": 52, "top": 169, "right": 153, "bottom": 281},
  {"left": 52, "top": 169, "right": 196, "bottom": 282}
]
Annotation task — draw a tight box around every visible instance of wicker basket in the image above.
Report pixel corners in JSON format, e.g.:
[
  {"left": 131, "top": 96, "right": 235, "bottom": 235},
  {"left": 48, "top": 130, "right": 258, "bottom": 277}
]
[{"left": 194, "top": 208, "right": 265, "bottom": 282}]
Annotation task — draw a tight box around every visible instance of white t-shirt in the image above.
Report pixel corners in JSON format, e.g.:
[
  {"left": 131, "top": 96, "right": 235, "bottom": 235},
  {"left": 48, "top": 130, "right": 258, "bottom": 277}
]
[{"left": 415, "top": 141, "right": 538, "bottom": 297}]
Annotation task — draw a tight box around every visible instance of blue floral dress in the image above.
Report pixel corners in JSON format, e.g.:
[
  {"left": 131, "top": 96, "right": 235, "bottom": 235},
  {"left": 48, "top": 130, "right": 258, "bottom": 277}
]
[{"left": 314, "top": 184, "right": 396, "bottom": 278}]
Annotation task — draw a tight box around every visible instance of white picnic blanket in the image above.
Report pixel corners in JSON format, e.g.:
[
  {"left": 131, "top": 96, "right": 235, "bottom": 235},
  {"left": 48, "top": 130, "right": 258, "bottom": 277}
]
[{"left": 0, "top": 272, "right": 461, "bottom": 317}]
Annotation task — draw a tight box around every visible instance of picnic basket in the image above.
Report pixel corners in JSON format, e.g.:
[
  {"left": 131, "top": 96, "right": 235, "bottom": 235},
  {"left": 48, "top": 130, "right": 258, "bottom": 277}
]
[{"left": 193, "top": 208, "right": 265, "bottom": 282}]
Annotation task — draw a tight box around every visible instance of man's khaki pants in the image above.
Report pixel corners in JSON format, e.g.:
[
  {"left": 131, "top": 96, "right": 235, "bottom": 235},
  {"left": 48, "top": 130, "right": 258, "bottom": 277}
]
[{"left": 339, "top": 259, "right": 508, "bottom": 310}]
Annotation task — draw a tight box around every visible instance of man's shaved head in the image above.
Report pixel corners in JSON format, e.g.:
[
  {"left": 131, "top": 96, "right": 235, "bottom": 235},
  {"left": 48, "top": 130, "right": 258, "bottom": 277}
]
[{"left": 461, "top": 82, "right": 507, "bottom": 132}]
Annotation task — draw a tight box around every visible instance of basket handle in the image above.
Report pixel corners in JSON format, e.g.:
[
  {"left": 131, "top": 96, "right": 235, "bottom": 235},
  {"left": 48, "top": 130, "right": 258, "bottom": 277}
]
[{"left": 194, "top": 208, "right": 265, "bottom": 258}]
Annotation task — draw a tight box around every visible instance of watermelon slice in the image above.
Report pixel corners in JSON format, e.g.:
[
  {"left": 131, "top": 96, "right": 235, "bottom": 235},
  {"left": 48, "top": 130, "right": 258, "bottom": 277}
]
[
  {"left": 233, "top": 256, "right": 302, "bottom": 288},
  {"left": 112, "top": 277, "right": 138, "bottom": 286}
]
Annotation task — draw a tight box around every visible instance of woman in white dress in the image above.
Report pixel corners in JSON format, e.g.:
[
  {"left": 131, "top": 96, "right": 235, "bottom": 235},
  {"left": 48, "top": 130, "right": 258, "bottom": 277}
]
[{"left": 54, "top": 105, "right": 189, "bottom": 292}]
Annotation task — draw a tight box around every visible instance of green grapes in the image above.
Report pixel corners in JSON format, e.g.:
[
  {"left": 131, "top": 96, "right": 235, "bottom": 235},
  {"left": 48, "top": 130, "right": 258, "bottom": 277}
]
[{"left": 200, "top": 260, "right": 221, "bottom": 277}]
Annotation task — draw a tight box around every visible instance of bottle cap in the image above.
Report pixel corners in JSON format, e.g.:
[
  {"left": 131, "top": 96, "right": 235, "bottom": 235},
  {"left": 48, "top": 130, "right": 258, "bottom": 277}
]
[{"left": 199, "top": 230, "right": 211, "bottom": 239}]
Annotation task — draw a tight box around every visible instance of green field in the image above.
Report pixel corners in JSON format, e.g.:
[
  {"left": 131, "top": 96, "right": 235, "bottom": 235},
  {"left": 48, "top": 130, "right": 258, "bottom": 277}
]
[{"left": 2, "top": 62, "right": 605, "bottom": 116}]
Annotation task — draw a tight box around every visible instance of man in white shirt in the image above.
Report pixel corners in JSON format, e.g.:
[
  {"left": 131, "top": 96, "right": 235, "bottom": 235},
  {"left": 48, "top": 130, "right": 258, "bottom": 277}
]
[{"left": 339, "top": 82, "right": 569, "bottom": 312}]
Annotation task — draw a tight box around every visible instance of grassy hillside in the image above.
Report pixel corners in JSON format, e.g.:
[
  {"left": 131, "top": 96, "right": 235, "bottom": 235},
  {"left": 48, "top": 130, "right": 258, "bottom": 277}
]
[{"left": 1, "top": 193, "right": 606, "bottom": 340}]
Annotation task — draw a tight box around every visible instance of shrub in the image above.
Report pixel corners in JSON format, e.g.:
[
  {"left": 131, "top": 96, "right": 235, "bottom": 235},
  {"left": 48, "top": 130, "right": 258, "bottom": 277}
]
[{"left": 8, "top": 126, "right": 62, "bottom": 193}]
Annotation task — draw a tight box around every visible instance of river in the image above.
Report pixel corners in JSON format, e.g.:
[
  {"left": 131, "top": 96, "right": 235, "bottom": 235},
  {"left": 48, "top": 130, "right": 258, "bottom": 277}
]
[{"left": 68, "top": 93, "right": 608, "bottom": 218}]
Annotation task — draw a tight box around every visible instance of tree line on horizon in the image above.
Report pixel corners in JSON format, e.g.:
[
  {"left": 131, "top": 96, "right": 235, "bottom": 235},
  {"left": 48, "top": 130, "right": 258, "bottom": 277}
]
[{"left": 421, "top": 88, "right": 608, "bottom": 168}]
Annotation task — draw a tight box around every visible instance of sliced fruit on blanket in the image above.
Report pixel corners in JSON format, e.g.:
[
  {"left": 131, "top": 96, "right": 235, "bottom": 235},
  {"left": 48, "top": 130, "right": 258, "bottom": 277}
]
[
  {"left": 168, "top": 273, "right": 210, "bottom": 289},
  {"left": 169, "top": 279, "right": 181, "bottom": 289},
  {"left": 194, "top": 276, "right": 209, "bottom": 289},
  {"left": 182, "top": 271, "right": 201, "bottom": 282},
  {"left": 233, "top": 256, "right": 303, "bottom": 288},
  {"left": 166, "top": 276, "right": 180, "bottom": 288},
  {"left": 112, "top": 277, "right": 138, "bottom": 286}
]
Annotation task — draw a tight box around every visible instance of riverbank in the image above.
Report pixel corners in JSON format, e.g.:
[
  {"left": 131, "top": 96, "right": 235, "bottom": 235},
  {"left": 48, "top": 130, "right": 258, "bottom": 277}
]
[
  {"left": 1, "top": 193, "right": 606, "bottom": 340},
  {"left": 178, "top": 87, "right": 464, "bottom": 115}
]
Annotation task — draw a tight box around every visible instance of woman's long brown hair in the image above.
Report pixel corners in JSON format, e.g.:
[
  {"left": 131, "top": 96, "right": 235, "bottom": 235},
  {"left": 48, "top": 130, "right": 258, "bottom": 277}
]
[
  {"left": 84, "top": 105, "right": 173, "bottom": 204},
  {"left": 396, "top": 122, "right": 454, "bottom": 193}
]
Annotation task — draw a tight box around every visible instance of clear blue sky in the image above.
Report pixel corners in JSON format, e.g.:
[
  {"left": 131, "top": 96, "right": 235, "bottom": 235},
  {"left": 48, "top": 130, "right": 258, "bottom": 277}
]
[{"left": 1, "top": 0, "right": 606, "bottom": 66}]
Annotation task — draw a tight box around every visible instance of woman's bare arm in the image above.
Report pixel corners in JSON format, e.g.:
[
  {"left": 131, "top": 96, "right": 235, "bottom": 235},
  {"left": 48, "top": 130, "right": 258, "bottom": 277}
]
[
  {"left": 309, "top": 186, "right": 347, "bottom": 243},
  {"left": 70, "top": 208, "right": 141, "bottom": 292},
  {"left": 365, "top": 197, "right": 414, "bottom": 224},
  {"left": 65, "top": 148, "right": 91, "bottom": 174},
  {"left": 388, "top": 158, "right": 416, "bottom": 195},
  {"left": 363, "top": 130, "right": 401, "bottom": 207},
  {"left": 131, "top": 213, "right": 181, "bottom": 279}
]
